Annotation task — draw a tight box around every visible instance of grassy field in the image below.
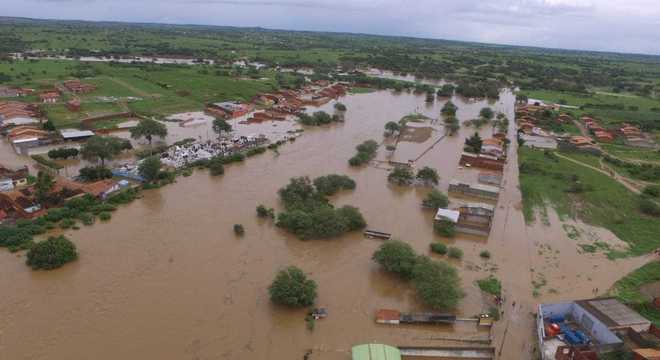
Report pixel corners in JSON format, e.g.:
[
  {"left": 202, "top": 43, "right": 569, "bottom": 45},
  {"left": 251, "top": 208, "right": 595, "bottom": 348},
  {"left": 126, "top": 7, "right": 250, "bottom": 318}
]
[
  {"left": 610, "top": 261, "right": 660, "bottom": 326},
  {"left": 518, "top": 148, "right": 660, "bottom": 256},
  {"left": 559, "top": 150, "right": 603, "bottom": 168},
  {"left": 601, "top": 143, "right": 660, "bottom": 162}
]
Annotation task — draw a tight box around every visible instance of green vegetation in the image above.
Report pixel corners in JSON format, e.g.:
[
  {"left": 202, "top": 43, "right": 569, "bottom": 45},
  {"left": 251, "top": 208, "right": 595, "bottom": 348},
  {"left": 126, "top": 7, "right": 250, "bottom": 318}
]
[
  {"left": 81, "top": 136, "right": 132, "bottom": 167},
  {"left": 430, "top": 242, "right": 448, "bottom": 255},
  {"left": 441, "top": 101, "right": 458, "bottom": 117},
  {"left": 434, "top": 220, "right": 456, "bottom": 237},
  {"left": 312, "top": 174, "right": 356, "bottom": 196},
  {"left": 464, "top": 132, "right": 483, "bottom": 154},
  {"left": 603, "top": 155, "right": 660, "bottom": 183},
  {"left": 480, "top": 250, "right": 491, "bottom": 259},
  {"left": 447, "top": 247, "right": 463, "bottom": 260},
  {"left": 276, "top": 176, "right": 366, "bottom": 240},
  {"left": 416, "top": 167, "right": 439, "bottom": 186},
  {"left": 269, "top": 266, "right": 317, "bottom": 307},
  {"left": 373, "top": 241, "right": 464, "bottom": 310},
  {"left": 31, "top": 154, "right": 63, "bottom": 170},
  {"left": 79, "top": 166, "right": 112, "bottom": 181},
  {"left": 138, "top": 156, "right": 163, "bottom": 183},
  {"left": 422, "top": 189, "right": 449, "bottom": 210},
  {"left": 47, "top": 148, "right": 79, "bottom": 160},
  {"left": 233, "top": 224, "right": 245, "bottom": 236},
  {"left": 519, "top": 148, "right": 660, "bottom": 256},
  {"left": 256, "top": 205, "right": 275, "bottom": 218},
  {"left": 611, "top": 262, "right": 660, "bottom": 326},
  {"left": 349, "top": 139, "right": 379, "bottom": 166},
  {"left": 384, "top": 121, "right": 400, "bottom": 135},
  {"left": 130, "top": 118, "right": 168, "bottom": 145},
  {"left": 334, "top": 102, "right": 347, "bottom": 111},
  {"left": 476, "top": 276, "right": 502, "bottom": 297},
  {"left": 26, "top": 236, "right": 78, "bottom": 270},
  {"left": 388, "top": 166, "right": 414, "bottom": 186},
  {"left": 212, "top": 118, "right": 232, "bottom": 137},
  {"left": 297, "top": 111, "right": 340, "bottom": 126}
]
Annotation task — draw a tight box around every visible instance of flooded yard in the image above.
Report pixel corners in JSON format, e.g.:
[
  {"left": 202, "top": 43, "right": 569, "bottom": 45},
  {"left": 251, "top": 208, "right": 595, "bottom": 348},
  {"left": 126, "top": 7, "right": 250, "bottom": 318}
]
[{"left": 0, "top": 89, "right": 650, "bottom": 359}]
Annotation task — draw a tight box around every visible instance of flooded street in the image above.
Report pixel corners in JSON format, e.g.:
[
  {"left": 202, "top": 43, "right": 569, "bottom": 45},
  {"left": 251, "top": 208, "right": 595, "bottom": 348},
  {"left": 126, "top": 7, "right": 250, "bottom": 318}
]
[{"left": 0, "top": 89, "right": 650, "bottom": 359}]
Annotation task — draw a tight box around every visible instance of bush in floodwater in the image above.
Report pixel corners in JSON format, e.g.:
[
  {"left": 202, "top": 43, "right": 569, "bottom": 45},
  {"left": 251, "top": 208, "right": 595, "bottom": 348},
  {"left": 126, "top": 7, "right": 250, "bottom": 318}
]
[
  {"left": 411, "top": 255, "right": 464, "bottom": 310},
  {"left": 26, "top": 235, "right": 78, "bottom": 270},
  {"left": 430, "top": 242, "right": 448, "bottom": 255},
  {"left": 388, "top": 166, "right": 414, "bottom": 186},
  {"left": 256, "top": 204, "right": 275, "bottom": 218},
  {"left": 422, "top": 189, "right": 449, "bottom": 210},
  {"left": 372, "top": 240, "right": 418, "bottom": 279},
  {"left": 60, "top": 218, "right": 76, "bottom": 229},
  {"left": 269, "top": 266, "right": 317, "bottom": 307},
  {"left": 434, "top": 220, "right": 456, "bottom": 237},
  {"left": 448, "top": 247, "right": 463, "bottom": 260},
  {"left": 208, "top": 157, "right": 225, "bottom": 176},
  {"left": 348, "top": 140, "right": 378, "bottom": 166},
  {"left": 477, "top": 276, "right": 502, "bottom": 296},
  {"left": 480, "top": 250, "right": 491, "bottom": 259},
  {"left": 233, "top": 224, "right": 245, "bottom": 236},
  {"left": 98, "top": 212, "right": 112, "bottom": 221},
  {"left": 313, "top": 174, "right": 356, "bottom": 196}
]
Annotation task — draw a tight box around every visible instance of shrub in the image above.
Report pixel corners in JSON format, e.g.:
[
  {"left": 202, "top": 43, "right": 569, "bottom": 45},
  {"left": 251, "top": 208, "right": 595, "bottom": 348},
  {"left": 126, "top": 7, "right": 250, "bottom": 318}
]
[
  {"left": 208, "top": 157, "right": 225, "bottom": 176},
  {"left": 60, "top": 218, "right": 76, "bottom": 229},
  {"left": 98, "top": 212, "right": 112, "bottom": 221},
  {"left": 256, "top": 205, "right": 275, "bottom": 218},
  {"left": 416, "top": 167, "right": 439, "bottom": 185},
  {"left": 411, "top": 256, "right": 464, "bottom": 310},
  {"left": 269, "top": 266, "right": 317, "bottom": 307},
  {"left": 477, "top": 276, "right": 502, "bottom": 296},
  {"left": 434, "top": 220, "right": 456, "bottom": 237},
  {"left": 233, "top": 224, "right": 245, "bottom": 236},
  {"left": 79, "top": 166, "right": 113, "bottom": 181},
  {"left": 422, "top": 189, "right": 449, "bottom": 210},
  {"left": 313, "top": 174, "right": 356, "bottom": 196},
  {"left": 349, "top": 140, "right": 378, "bottom": 166},
  {"left": 334, "top": 103, "right": 347, "bottom": 111},
  {"left": 388, "top": 166, "right": 414, "bottom": 186},
  {"left": 246, "top": 147, "right": 266, "bottom": 157},
  {"left": 31, "top": 154, "right": 63, "bottom": 170},
  {"left": 48, "top": 147, "right": 79, "bottom": 159},
  {"left": 372, "top": 240, "right": 418, "bottom": 279},
  {"left": 26, "top": 236, "right": 78, "bottom": 270},
  {"left": 479, "top": 250, "right": 491, "bottom": 259},
  {"left": 138, "top": 156, "right": 162, "bottom": 183},
  {"left": 79, "top": 212, "right": 95, "bottom": 226},
  {"left": 448, "top": 247, "right": 463, "bottom": 259},
  {"left": 430, "top": 242, "right": 448, "bottom": 255},
  {"left": 642, "top": 185, "right": 660, "bottom": 198}
]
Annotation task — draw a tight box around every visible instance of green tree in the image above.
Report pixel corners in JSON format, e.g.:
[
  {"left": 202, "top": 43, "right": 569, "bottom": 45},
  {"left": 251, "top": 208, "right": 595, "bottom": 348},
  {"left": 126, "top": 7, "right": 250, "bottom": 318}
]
[
  {"left": 479, "top": 107, "right": 494, "bottom": 120},
  {"left": 385, "top": 121, "right": 400, "bottom": 135},
  {"left": 416, "top": 166, "right": 439, "bottom": 186},
  {"left": 26, "top": 236, "right": 78, "bottom": 270},
  {"left": 388, "top": 166, "right": 414, "bottom": 186},
  {"left": 269, "top": 266, "right": 317, "bottom": 307},
  {"left": 434, "top": 220, "right": 456, "bottom": 237},
  {"left": 334, "top": 102, "right": 347, "bottom": 111},
  {"left": 130, "top": 118, "right": 168, "bottom": 145},
  {"left": 422, "top": 189, "right": 449, "bottom": 210},
  {"left": 372, "top": 240, "right": 418, "bottom": 279},
  {"left": 212, "top": 118, "right": 233, "bottom": 138},
  {"left": 441, "top": 101, "right": 458, "bottom": 116},
  {"left": 81, "top": 136, "right": 129, "bottom": 167},
  {"left": 313, "top": 174, "right": 356, "bottom": 196},
  {"left": 35, "top": 170, "right": 55, "bottom": 203},
  {"left": 465, "top": 132, "right": 483, "bottom": 153},
  {"left": 411, "top": 256, "right": 464, "bottom": 310},
  {"left": 138, "top": 155, "right": 162, "bottom": 183}
]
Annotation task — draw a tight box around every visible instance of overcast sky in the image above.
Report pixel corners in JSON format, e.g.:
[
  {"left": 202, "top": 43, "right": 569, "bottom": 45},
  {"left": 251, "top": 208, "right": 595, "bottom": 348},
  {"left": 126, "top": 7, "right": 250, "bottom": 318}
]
[{"left": 4, "top": 0, "right": 660, "bottom": 55}]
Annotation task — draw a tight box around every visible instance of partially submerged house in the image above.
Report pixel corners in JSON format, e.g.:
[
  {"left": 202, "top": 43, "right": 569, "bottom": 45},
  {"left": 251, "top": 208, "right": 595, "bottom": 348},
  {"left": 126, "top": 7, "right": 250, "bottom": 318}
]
[
  {"left": 206, "top": 101, "right": 251, "bottom": 119},
  {"left": 352, "top": 344, "right": 401, "bottom": 360},
  {"left": 459, "top": 152, "right": 505, "bottom": 171},
  {"left": 449, "top": 180, "right": 500, "bottom": 201},
  {"left": 538, "top": 298, "right": 652, "bottom": 360},
  {"left": 435, "top": 203, "right": 495, "bottom": 237},
  {"left": 481, "top": 138, "right": 505, "bottom": 158},
  {"left": 0, "top": 165, "right": 29, "bottom": 192}
]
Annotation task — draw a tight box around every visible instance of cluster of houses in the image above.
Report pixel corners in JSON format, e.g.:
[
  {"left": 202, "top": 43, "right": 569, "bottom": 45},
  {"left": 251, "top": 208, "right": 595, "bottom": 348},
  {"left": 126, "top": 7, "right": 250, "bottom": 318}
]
[
  {"left": 0, "top": 101, "right": 40, "bottom": 127},
  {"left": 0, "top": 165, "right": 129, "bottom": 222},
  {"left": 0, "top": 86, "right": 34, "bottom": 98},
  {"left": 434, "top": 132, "right": 508, "bottom": 237}
]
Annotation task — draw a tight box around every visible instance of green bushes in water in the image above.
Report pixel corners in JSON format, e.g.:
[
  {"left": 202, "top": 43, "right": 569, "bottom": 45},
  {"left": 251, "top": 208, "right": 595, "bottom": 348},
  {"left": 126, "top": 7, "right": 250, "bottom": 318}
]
[
  {"left": 434, "top": 220, "right": 456, "bottom": 237},
  {"left": 388, "top": 166, "right": 414, "bottom": 185},
  {"left": 256, "top": 205, "right": 275, "bottom": 218},
  {"left": 269, "top": 266, "right": 317, "bottom": 307},
  {"left": 349, "top": 140, "right": 378, "bottom": 166},
  {"left": 430, "top": 242, "right": 448, "bottom": 255},
  {"left": 79, "top": 166, "right": 113, "bottom": 181},
  {"left": 416, "top": 167, "right": 439, "bottom": 186},
  {"left": 313, "top": 174, "right": 356, "bottom": 196},
  {"left": 26, "top": 236, "right": 78, "bottom": 270},
  {"left": 297, "top": 111, "right": 338, "bottom": 126},
  {"left": 233, "top": 224, "right": 245, "bottom": 236},
  {"left": 48, "top": 147, "right": 79, "bottom": 159},
  {"left": 276, "top": 176, "right": 366, "bottom": 240},
  {"left": 422, "top": 189, "right": 449, "bottom": 210},
  {"left": 448, "top": 247, "right": 463, "bottom": 259},
  {"left": 373, "top": 241, "right": 464, "bottom": 310},
  {"left": 477, "top": 276, "right": 502, "bottom": 296}
]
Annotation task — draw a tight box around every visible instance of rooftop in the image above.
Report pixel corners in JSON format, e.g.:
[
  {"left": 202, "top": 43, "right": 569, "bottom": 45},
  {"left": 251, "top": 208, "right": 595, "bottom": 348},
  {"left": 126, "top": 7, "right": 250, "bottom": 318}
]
[{"left": 352, "top": 344, "right": 401, "bottom": 360}]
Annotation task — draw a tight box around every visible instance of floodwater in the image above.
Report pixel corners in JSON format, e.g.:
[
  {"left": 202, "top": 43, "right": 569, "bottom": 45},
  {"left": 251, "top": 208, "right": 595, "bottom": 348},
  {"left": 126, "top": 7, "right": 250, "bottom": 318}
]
[
  {"left": 12, "top": 53, "right": 215, "bottom": 65},
  {"left": 0, "top": 89, "right": 651, "bottom": 359}
]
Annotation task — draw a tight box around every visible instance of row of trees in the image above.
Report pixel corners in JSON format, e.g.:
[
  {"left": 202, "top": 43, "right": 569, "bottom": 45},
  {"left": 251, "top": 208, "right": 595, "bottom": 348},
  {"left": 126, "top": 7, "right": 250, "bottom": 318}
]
[
  {"left": 349, "top": 140, "right": 379, "bottom": 166},
  {"left": 373, "top": 240, "right": 464, "bottom": 310},
  {"left": 387, "top": 166, "right": 439, "bottom": 186}
]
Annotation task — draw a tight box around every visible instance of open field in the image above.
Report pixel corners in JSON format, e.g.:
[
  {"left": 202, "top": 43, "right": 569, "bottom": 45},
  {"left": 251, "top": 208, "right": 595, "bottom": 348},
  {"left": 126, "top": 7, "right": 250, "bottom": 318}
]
[{"left": 518, "top": 147, "right": 660, "bottom": 256}]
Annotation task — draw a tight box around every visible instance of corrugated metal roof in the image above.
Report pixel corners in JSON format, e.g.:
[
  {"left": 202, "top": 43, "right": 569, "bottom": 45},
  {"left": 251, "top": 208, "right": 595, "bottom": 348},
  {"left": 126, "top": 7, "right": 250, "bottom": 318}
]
[
  {"left": 60, "top": 129, "right": 95, "bottom": 139},
  {"left": 352, "top": 344, "right": 401, "bottom": 360},
  {"left": 435, "top": 208, "right": 460, "bottom": 223}
]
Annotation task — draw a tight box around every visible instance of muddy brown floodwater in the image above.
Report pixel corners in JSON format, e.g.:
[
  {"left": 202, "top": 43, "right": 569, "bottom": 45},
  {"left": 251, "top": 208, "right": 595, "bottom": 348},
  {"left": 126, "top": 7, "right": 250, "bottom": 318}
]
[{"left": 0, "top": 89, "right": 650, "bottom": 360}]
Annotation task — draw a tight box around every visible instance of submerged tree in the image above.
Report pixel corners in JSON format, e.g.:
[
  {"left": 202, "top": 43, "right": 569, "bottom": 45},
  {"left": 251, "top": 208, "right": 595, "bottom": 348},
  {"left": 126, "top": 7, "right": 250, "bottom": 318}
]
[
  {"left": 422, "top": 189, "right": 449, "bottom": 210},
  {"left": 212, "top": 118, "right": 233, "bottom": 138},
  {"left": 416, "top": 167, "right": 439, "bottom": 186},
  {"left": 81, "top": 136, "right": 130, "bottom": 168},
  {"left": 26, "top": 236, "right": 78, "bottom": 270},
  {"left": 269, "top": 266, "right": 317, "bottom": 307},
  {"left": 138, "top": 155, "right": 162, "bottom": 183},
  {"left": 130, "top": 118, "right": 168, "bottom": 145}
]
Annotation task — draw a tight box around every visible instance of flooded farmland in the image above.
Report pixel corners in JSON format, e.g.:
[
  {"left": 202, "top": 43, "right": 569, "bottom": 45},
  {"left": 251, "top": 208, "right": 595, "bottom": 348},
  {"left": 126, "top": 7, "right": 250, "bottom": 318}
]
[{"left": 0, "top": 89, "right": 650, "bottom": 359}]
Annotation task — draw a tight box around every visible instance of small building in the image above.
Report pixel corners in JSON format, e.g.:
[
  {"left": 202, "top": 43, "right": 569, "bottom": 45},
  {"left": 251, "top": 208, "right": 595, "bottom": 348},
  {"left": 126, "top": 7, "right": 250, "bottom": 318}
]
[
  {"left": 481, "top": 138, "right": 505, "bottom": 158},
  {"left": 0, "top": 86, "right": 19, "bottom": 98},
  {"left": 459, "top": 152, "right": 505, "bottom": 171},
  {"left": 66, "top": 99, "right": 81, "bottom": 112},
  {"left": 478, "top": 172, "right": 502, "bottom": 186},
  {"left": 538, "top": 298, "right": 652, "bottom": 360},
  {"left": 206, "top": 101, "right": 251, "bottom": 118},
  {"left": 63, "top": 79, "right": 97, "bottom": 94},
  {"left": 434, "top": 208, "right": 460, "bottom": 223},
  {"left": 594, "top": 130, "right": 614, "bottom": 143},
  {"left": 39, "top": 91, "right": 60, "bottom": 104},
  {"left": 449, "top": 180, "right": 500, "bottom": 201},
  {"left": 352, "top": 344, "right": 401, "bottom": 360},
  {"left": 60, "top": 129, "right": 95, "bottom": 141},
  {"left": 569, "top": 136, "right": 595, "bottom": 147},
  {"left": 520, "top": 134, "right": 558, "bottom": 150},
  {"left": 456, "top": 203, "right": 495, "bottom": 236},
  {"left": 633, "top": 348, "right": 660, "bottom": 360}
]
